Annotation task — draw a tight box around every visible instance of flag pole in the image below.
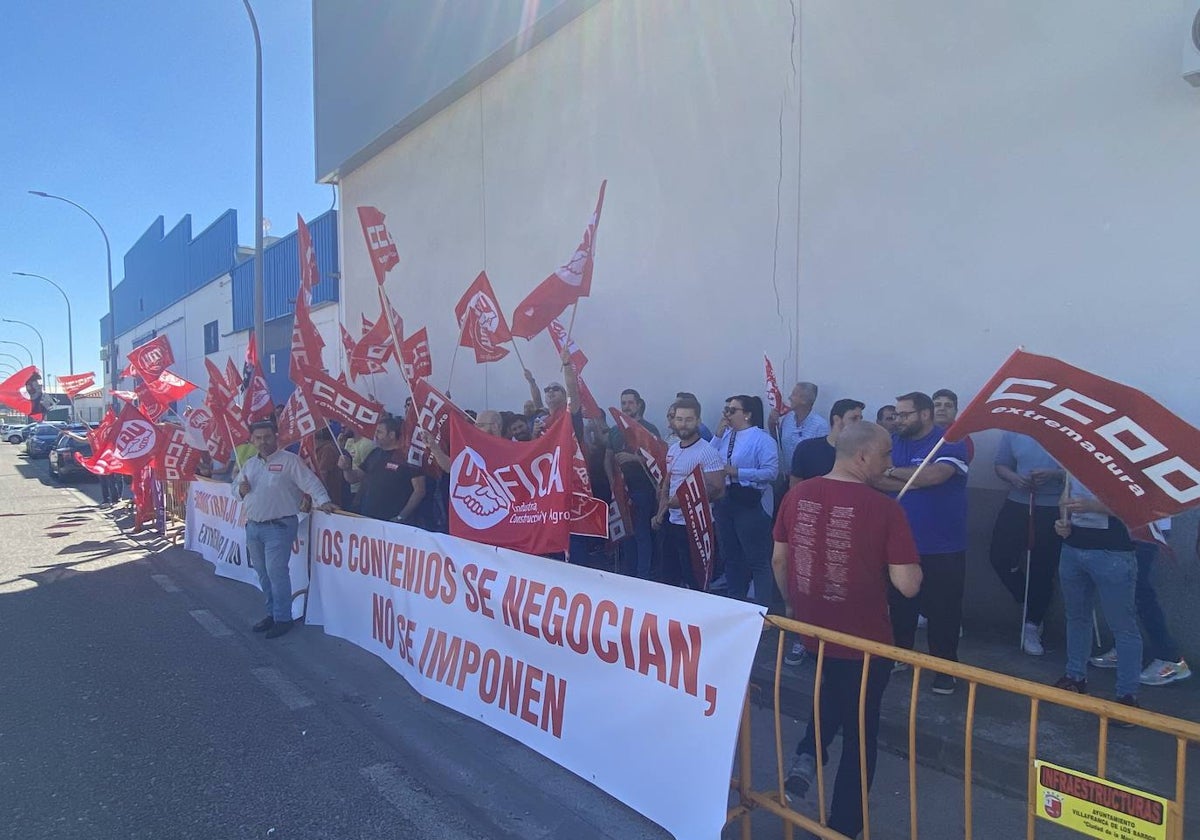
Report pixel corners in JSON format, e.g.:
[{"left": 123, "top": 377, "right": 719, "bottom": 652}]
[
  {"left": 445, "top": 311, "right": 470, "bottom": 397},
  {"left": 895, "top": 437, "right": 946, "bottom": 500},
  {"left": 565, "top": 301, "right": 581, "bottom": 343},
  {"left": 377, "top": 286, "right": 413, "bottom": 401},
  {"left": 1019, "top": 490, "right": 1034, "bottom": 651}
]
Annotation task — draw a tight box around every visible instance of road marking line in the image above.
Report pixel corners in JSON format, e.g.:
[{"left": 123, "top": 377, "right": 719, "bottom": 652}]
[
  {"left": 188, "top": 609, "right": 233, "bottom": 638},
  {"left": 151, "top": 574, "right": 182, "bottom": 593},
  {"left": 251, "top": 667, "right": 315, "bottom": 711}
]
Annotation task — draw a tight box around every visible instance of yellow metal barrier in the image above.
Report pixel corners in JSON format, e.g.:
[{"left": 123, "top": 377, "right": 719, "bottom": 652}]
[{"left": 727, "top": 614, "right": 1200, "bottom": 839}]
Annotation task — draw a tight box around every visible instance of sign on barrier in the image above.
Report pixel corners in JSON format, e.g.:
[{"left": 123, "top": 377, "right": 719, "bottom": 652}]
[
  {"left": 1035, "top": 759, "right": 1170, "bottom": 840},
  {"left": 305, "top": 510, "right": 763, "bottom": 840},
  {"left": 184, "top": 479, "right": 309, "bottom": 620}
]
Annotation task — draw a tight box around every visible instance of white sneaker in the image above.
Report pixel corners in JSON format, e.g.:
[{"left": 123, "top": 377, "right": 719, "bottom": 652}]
[
  {"left": 1140, "top": 658, "right": 1192, "bottom": 686},
  {"left": 917, "top": 614, "right": 928, "bottom": 629},
  {"left": 1089, "top": 648, "right": 1118, "bottom": 669},
  {"left": 1022, "top": 623, "right": 1044, "bottom": 656}
]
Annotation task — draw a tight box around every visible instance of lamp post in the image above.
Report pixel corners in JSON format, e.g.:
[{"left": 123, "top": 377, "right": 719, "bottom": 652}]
[
  {"left": 13, "top": 272, "right": 72, "bottom": 374},
  {"left": 0, "top": 340, "right": 33, "bottom": 366},
  {"left": 28, "top": 191, "right": 113, "bottom": 389},
  {"left": 242, "top": 0, "right": 265, "bottom": 350},
  {"left": 2, "top": 319, "right": 45, "bottom": 377},
  {"left": 0, "top": 353, "right": 24, "bottom": 369}
]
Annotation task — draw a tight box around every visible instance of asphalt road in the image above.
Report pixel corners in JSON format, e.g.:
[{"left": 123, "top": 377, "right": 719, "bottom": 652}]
[{"left": 0, "top": 445, "right": 671, "bottom": 840}]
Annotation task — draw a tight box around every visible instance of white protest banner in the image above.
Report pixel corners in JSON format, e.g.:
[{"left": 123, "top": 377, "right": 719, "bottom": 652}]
[
  {"left": 305, "top": 511, "right": 763, "bottom": 839},
  {"left": 184, "top": 479, "right": 310, "bottom": 620}
]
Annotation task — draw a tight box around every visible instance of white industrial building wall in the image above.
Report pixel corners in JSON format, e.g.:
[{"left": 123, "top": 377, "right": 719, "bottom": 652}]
[{"left": 335, "top": 1, "right": 1200, "bottom": 435}]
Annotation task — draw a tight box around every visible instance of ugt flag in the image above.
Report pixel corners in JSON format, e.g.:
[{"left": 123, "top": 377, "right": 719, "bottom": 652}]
[
  {"left": 945, "top": 349, "right": 1200, "bottom": 528},
  {"left": 510, "top": 180, "right": 607, "bottom": 339},
  {"left": 455, "top": 271, "right": 512, "bottom": 364}
]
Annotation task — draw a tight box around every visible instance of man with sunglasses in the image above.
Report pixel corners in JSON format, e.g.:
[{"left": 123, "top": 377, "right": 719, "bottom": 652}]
[
  {"left": 712, "top": 395, "right": 779, "bottom": 606},
  {"left": 873, "top": 391, "right": 970, "bottom": 695}
]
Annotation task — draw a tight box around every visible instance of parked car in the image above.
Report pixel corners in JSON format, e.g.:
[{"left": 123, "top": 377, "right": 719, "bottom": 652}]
[
  {"left": 25, "top": 423, "right": 66, "bottom": 458},
  {"left": 49, "top": 433, "right": 93, "bottom": 481},
  {"left": 7, "top": 423, "right": 34, "bottom": 445}
]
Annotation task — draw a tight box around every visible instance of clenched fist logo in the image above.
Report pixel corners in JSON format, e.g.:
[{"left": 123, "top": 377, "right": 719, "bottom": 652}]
[{"left": 449, "top": 447, "right": 512, "bottom": 529}]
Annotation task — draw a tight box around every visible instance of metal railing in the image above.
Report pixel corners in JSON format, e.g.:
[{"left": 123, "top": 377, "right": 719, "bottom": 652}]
[{"left": 727, "top": 614, "right": 1200, "bottom": 839}]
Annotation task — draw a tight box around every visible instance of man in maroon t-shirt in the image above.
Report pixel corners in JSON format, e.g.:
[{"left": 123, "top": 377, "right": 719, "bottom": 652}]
[{"left": 772, "top": 422, "right": 922, "bottom": 837}]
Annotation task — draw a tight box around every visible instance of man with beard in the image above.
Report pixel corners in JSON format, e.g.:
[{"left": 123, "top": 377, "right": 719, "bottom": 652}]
[
  {"left": 339, "top": 415, "right": 427, "bottom": 527},
  {"left": 233, "top": 420, "right": 335, "bottom": 638},
  {"left": 653, "top": 399, "right": 724, "bottom": 589},
  {"left": 608, "top": 388, "right": 661, "bottom": 579},
  {"left": 873, "top": 391, "right": 970, "bottom": 695}
]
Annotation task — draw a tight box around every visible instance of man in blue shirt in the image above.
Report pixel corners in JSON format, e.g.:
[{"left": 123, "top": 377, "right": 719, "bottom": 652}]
[
  {"left": 712, "top": 395, "right": 779, "bottom": 607},
  {"left": 873, "top": 391, "right": 970, "bottom": 695},
  {"left": 772, "top": 381, "right": 830, "bottom": 470}
]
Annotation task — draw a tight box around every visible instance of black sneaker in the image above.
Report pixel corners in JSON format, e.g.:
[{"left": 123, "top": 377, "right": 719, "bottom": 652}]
[
  {"left": 784, "top": 753, "right": 817, "bottom": 801},
  {"left": 1053, "top": 675, "right": 1088, "bottom": 694},
  {"left": 251, "top": 617, "right": 275, "bottom": 633},
  {"left": 931, "top": 674, "right": 957, "bottom": 695},
  {"left": 1112, "top": 695, "right": 1139, "bottom": 729},
  {"left": 264, "top": 620, "right": 294, "bottom": 639},
  {"left": 784, "top": 642, "right": 807, "bottom": 667}
]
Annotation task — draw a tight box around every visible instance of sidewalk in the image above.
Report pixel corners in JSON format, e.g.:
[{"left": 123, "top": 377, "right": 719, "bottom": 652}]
[{"left": 750, "top": 623, "right": 1200, "bottom": 811}]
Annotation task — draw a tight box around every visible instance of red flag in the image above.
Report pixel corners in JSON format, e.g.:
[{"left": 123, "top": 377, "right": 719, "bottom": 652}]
[
  {"left": 127, "top": 335, "right": 175, "bottom": 382},
  {"left": 608, "top": 407, "right": 667, "bottom": 486},
  {"left": 119, "top": 362, "right": 135, "bottom": 379},
  {"left": 240, "top": 336, "right": 275, "bottom": 425},
  {"left": 88, "top": 407, "right": 119, "bottom": 452},
  {"left": 291, "top": 215, "right": 327, "bottom": 379},
  {"left": 447, "top": 410, "right": 575, "bottom": 555},
  {"left": 154, "top": 423, "right": 205, "bottom": 481},
  {"left": 945, "top": 349, "right": 1200, "bottom": 528},
  {"left": 511, "top": 180, "right": 606, "bottom": 338},
  {"left": 548, "top": 319, "right": 588, "bottom": 370},
  {"left": 276, "top": 387, "right": 321, "bottom": 448},
  {"left": 79, "top": 403, "right": 160, "bottom": 476},
  {"left": 145, "top": 369, "right": 198, "bottom": 404},
  {"left": 130, "top": 461, "right": 157, "bottom": 531},
  {"left": 111, "top": 389, "right": 138, "bottom": 403},
  {"left": 298, "top": 364, "right": 382, "bottom": 439},
  {"left": 607, "top": 465, "right": 634, "bottom": 544},
  {"left": 59, "top": 372, "right": 97, "bottom": 399},
  {"left": 134, "top": 383, "right": 169, "bottom": 422},
  {"left": 182, "top": 406, "right": 212, "bottom": 451},
  {"left": 350, "top": 306, "right": 397, "bottom": 376},
  {"left": 765, "top": 355, "right": 790, "bottom": 417},
  {"left": 400, "top": 327, "right": 433, "bottom": 384},
  {"left": 340, "top": 324, "right": 357, "bottom": 362},
  {"left": 357, "top": 206, "right": 400, "bottom": 285},
  {"left": 223, "top": 358, "right": 242, "bottom": 395},
  {"left": 568, "top": 440, "right": 608, "bottom": 539},
  {"left": 455, "top": 271, "right": 512, "bottom": 364},
  {"left": 0, "top": 366, "right": 40, "bottom": 416},
  {"left": 402, "top": 378, "right": 471, "bottom": 473},
  {"left": 676, "top": 465, "right": 719, "bottom": 590}
]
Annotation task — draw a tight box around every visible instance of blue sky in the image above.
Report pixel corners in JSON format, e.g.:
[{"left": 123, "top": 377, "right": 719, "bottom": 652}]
[{"left": 0, "top": 2, "right": 332, "bottom": 386}]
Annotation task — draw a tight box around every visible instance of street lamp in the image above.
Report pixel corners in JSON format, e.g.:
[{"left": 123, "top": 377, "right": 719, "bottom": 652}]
[
  {"left": 0, "top": 340, "right": 33, "bottom": 366},
  {"left": 28, "top": 191, "right": 113, "bottom": 388},
  {"left": 12, "top": 272, "right": 72, "bottom": 374},
  {"left": 242, "top": 0, "right": 265, "bottom": 350},
  {"left": 2, "top": 318, "right": 45, "bottom": 376},
  {"left": 0, "top": 353, "right": 24, "bottom": 369}
]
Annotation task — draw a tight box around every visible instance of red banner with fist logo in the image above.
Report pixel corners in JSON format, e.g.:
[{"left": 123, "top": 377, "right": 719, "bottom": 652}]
[{"left": 447, "top": 411, "right": 574, "bottom": 555}]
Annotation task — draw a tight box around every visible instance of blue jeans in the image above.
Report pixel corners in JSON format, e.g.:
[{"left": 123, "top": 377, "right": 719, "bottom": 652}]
[
  {"left": 1134, "top": 539, "right": 1180, "bottom": 663},
  {"left": 100, "top": 474, "right": 122, "bottom": 503},
  {"left": 619, "top": 486, "right": 657, "bottom": 579},
  {"left": 1059, "top": 544, "right": 1141, "bottom": 697},
  {"left": 714, "top": 498, "right": 774, "bottom": 606},
  {"left": 246, "top": 516, "right": 299, "bottom": 622}
]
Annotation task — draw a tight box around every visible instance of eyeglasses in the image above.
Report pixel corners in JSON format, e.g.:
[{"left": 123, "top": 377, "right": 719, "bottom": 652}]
[
  {"left": 723, "top": 406, "right": 744, "bottom": 416},
  {"left": 894, "top": 410, "right": 920, "bottom": 420}
]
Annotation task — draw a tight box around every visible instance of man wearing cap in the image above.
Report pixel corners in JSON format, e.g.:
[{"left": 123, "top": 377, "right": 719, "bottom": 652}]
[{"left": 233, "top": 420, "right": 336, "bottom": 639}]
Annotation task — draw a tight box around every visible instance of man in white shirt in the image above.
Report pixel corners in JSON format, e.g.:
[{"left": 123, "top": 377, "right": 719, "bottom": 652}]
[
  {"left": 233, "top": 420, "right": 336, "bottom": 638},
  {"left": 653, "top": 399, "right": 724, "bottom": 589}
]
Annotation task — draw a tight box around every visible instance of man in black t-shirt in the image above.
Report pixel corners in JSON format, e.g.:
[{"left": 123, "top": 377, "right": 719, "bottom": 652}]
[
  {"left": 339, "top": 416, "right": 427, "bottom": 526},
  {"left": 789, "top": 399, "right": 865, "bottom": 486}
]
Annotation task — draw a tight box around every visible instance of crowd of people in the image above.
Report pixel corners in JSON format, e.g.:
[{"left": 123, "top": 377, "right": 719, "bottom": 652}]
[{"left": 218, "top": 351, "right": 1189, "bottom": 835}]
